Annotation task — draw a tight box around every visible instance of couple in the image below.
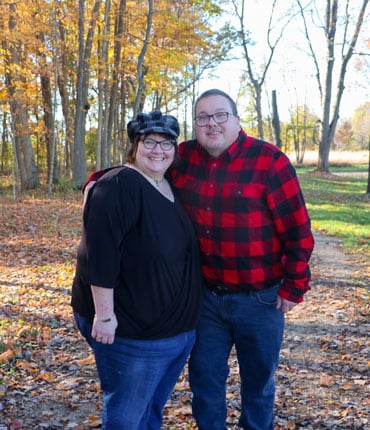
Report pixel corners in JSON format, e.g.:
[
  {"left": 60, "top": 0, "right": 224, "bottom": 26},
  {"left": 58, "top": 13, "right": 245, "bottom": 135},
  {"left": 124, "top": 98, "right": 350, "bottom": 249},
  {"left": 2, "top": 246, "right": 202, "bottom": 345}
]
[{"left": 71, "top": 89, "right": 314, "bottom": 430}]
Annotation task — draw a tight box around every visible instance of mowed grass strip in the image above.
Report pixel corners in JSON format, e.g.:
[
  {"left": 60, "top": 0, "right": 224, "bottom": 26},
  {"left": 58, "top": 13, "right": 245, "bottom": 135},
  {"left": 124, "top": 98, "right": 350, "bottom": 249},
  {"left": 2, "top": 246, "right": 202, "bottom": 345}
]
[{"left": 297, "top": 166, "right": 369, "bottom": 255}]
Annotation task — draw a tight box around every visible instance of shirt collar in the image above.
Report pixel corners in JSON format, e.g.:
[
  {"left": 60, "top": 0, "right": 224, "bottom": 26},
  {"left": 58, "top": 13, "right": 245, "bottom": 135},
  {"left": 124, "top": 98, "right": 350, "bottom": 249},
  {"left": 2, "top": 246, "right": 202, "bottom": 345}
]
[
  {"left": 198, "top": 129, "right": 247, "bottom": 162},
  {"left": 227, "top": 129, "right": 247, "bottom": 161}
]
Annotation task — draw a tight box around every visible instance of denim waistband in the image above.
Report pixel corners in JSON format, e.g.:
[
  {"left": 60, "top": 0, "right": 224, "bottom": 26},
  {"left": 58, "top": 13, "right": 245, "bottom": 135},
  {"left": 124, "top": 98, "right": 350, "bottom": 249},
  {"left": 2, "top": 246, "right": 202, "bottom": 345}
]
[{"left": 206, "top": 282, "right": 255, "bottom": 296}]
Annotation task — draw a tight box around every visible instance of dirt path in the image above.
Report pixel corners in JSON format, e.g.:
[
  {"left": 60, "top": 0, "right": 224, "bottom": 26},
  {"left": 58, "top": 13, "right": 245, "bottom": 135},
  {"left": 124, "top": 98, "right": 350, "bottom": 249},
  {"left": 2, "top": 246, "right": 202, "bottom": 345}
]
[
  {"left": 0, "top": 214, "right": 369, "bottom": 430},
  {"left": 269, "top": 233, "right": 369, "bottom": 429},
  {"left": 164, "top": 232, "right": 370, "bottom": 429}
]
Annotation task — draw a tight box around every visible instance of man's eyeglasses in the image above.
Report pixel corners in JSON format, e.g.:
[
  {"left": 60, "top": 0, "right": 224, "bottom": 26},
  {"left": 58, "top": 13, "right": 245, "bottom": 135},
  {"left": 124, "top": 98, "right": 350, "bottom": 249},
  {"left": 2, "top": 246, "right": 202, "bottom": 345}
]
[
  {"left": 140, "top": 138, "right": 176, "bottom": 151},
  {"left": 194, "top": 112, "right": 232, "bottom": 127}
]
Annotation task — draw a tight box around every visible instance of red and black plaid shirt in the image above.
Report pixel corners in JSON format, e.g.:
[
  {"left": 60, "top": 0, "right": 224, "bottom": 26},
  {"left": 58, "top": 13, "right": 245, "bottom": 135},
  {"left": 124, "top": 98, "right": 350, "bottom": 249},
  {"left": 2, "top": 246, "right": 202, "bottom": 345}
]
[{"left": 170, "top": 130, "right": 314, "bottom": 302}]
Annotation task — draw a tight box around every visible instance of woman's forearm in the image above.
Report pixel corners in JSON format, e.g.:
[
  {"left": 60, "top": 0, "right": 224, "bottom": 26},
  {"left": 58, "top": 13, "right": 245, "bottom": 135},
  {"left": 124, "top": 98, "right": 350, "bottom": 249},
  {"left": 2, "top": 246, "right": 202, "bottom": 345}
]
[
  {"left": 90, "top": 285, "right": 117, "bottom": 344},
  {"left": 91, "top": 285, "right": 114, "bottom": 319}
]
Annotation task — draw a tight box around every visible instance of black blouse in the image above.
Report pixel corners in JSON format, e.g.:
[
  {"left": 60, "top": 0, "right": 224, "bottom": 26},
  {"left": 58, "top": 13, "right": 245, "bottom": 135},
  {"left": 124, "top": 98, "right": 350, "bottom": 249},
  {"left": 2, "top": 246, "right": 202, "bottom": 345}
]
[{"left": 71, "top": 167, "right": 203, "bottom": 340}]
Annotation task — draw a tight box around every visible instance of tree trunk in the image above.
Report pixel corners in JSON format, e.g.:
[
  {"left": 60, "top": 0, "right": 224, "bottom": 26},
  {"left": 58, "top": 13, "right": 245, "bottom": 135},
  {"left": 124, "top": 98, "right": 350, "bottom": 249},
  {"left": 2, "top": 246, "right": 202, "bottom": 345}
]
[
  {"left": 1, "top": 114, "right": 10, "bottom": 173},
  {"left": 271, "top": 90, "right": 282, "bottom": 148},
  {"left": 317, "top": 1, "right": 337, "bottom": 172},
  {"left": 40, "top": 69, "right": 59, "bottom": 183},
  {"left": 37, "top": 31, "right": 59, "bottom": 184},
  {"left": 96, "top": 63, "right": 105, "bottom": 171},
  {"left": 11, "top": 109, "right": 39, "bottom": 190},
  {"left": 57, "top": 18, "right": 73, "bottom": 177},
  {"left": 106, "top": 0, "right": 126, "bottom": 166},
  {"left": 366, "top": 136, "right": 370, "bottom": 195},
  {"left": 133, "top": 0, "right": 154, "bottom": 116},
  {"left": 96, "top": 0, "right": 111, "bottom": 170},
  {"left": 120, "top": 81, "right": 130, "bottom": 162},
  {"left": 254, "top": 84, "right": 264, "bottom": 140},
  {"left": 233, "top": 0, "right": 289, "bottom": 141},
  {"left": 300, "top": 0, "right": 369, "bottom": 172},
  {"left": 6, "top": 3, "right": 39, "bottom": 190},
  {"left": 73, "top": 0, "right": 102, "bottom": 187},
  {"left": 73, "top": 0, "right": 87, "bottom": 186}
]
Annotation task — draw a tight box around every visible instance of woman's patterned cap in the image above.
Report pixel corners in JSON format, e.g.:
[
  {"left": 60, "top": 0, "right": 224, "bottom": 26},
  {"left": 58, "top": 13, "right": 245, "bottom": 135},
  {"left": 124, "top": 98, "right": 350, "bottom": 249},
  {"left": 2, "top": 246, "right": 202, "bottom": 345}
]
[{"left": 127, "top": 111, "right": 180, "bottom": 142}]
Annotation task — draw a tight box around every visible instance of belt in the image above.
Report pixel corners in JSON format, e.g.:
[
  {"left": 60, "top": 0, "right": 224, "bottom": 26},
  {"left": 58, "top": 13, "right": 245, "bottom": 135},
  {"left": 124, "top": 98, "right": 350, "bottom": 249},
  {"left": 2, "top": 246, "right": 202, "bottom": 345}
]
[{"left": 206, "top": 283, "right": 256, "bottom": 296}]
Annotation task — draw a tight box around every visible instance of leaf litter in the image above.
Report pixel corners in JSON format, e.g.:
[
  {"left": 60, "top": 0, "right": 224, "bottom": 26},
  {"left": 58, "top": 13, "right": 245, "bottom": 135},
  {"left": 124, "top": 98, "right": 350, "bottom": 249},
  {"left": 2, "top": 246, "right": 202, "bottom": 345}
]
[{"left": 0, "top": 194, "right": 368, "bottom": 429}]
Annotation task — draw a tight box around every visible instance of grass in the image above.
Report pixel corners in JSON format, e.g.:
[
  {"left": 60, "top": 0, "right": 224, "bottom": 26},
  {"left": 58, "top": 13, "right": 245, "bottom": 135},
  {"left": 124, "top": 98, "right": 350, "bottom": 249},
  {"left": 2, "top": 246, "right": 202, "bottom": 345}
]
[
  {"left": 330, "top": 164, "right": 368, "bottom": 173},
  {"left": 297, "top": 168, "right": 369, "bottom": 255}
]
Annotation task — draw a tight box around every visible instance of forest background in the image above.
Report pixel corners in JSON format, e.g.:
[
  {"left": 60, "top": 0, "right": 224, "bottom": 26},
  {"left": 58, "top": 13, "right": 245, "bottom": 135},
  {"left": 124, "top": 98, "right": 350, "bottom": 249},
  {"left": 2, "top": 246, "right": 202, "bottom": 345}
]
[{"left": 0, "top": 0, "right": 369, "bottom": 194}]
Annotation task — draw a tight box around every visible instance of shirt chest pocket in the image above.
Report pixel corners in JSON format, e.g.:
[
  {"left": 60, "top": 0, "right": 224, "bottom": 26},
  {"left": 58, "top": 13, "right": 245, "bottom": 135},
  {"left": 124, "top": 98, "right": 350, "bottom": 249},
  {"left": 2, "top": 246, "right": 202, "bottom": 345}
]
[
  {"left": 211, "top": 184, "right": 266, "bottom": 229},
  {"left": 221, "top": 184, "right": 265, "bottom": 213}
]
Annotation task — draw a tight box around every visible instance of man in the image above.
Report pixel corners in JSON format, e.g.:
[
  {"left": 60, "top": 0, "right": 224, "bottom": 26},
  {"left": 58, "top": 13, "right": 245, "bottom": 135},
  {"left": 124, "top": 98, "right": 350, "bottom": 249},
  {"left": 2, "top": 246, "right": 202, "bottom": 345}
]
[
  {"left": 83, "top": 89, "right": 314, "bottom": 430},
  {"left": 170, "top": 89, "right": 314, "bottom": 429}
]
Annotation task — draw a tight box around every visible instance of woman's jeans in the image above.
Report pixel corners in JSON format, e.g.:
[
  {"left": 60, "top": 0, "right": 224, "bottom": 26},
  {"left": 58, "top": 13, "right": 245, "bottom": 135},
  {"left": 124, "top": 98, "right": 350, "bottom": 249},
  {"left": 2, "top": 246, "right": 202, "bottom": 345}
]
[
  {"left": 189, "top": 285, "right": 284, "bottom": 430},
  {"left": 74, "top": 312, "right": 195, "bottom": 430}
]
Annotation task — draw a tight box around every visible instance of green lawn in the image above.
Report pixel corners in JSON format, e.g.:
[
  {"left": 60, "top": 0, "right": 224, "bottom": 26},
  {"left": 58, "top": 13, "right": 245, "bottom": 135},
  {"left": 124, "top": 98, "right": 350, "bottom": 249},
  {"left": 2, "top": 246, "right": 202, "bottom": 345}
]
[{"left": 297, "top": 167, "right": 369, "bottom": 255}]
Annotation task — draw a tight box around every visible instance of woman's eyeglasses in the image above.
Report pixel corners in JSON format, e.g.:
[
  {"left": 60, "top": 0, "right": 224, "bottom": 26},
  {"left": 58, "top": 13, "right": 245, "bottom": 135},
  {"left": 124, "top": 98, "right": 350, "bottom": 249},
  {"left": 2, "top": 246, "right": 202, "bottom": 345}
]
[{"left": 140, "top": 138, "right": 176, "bottom": 151}]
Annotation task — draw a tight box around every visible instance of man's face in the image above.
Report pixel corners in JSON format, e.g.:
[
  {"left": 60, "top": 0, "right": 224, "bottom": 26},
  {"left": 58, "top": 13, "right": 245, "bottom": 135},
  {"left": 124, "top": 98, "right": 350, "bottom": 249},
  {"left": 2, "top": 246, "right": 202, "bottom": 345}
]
[{"left": 194, "top": 95, "right": 241, "bottom": 158}]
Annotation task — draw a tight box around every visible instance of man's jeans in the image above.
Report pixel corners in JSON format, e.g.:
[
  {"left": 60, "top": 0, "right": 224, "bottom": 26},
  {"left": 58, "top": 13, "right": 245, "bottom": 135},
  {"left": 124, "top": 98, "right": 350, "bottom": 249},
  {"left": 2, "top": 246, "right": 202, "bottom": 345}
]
[
  {"left": 74, "top": 312, "right": 195, "bottom": 430},
  {"left": 189, "top": 285, "right": 284, "bottom": 430}
]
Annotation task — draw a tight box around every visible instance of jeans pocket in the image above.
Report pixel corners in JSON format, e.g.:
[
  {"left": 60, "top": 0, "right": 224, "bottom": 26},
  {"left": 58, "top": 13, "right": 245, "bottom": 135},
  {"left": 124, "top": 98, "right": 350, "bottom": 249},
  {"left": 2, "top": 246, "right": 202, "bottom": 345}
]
[{"left": 255, "top": 284, "right": 280, "bottom": 306}]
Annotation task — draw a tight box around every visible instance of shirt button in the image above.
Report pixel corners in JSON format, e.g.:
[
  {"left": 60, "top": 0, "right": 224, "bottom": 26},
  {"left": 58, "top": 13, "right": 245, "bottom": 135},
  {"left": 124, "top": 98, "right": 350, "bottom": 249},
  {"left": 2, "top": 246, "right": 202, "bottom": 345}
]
[
  {"left": 207, "top": 207, "right": 211, "bottom": 211},
  {"left": 206, "top": 230, "right": 210, "bottom": 235},
  {"left": 209, "top": 184, "right": 213, "bottom": 188}
]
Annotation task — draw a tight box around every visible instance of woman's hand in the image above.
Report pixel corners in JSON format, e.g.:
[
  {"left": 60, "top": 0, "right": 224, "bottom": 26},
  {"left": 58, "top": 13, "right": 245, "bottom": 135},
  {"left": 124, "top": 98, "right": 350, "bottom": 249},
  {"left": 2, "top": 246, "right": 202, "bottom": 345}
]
[
  {"left": 90, "top": 285, "right": 116, "bottom": 344},
  {"left": 92, "top": 313, "right": 118, "bottom": 344}
]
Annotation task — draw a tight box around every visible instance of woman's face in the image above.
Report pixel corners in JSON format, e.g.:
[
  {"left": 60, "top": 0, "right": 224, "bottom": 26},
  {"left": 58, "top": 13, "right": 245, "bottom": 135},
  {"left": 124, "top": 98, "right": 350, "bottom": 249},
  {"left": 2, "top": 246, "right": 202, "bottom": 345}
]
[{"left": 134, "top": 133, "right": 176, "bottom": 177}]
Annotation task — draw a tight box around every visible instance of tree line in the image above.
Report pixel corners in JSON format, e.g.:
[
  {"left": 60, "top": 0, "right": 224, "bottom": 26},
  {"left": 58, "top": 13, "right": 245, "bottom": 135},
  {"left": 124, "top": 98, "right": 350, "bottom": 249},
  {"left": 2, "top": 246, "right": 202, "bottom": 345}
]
[{"left": 0, "top": 0, "right": 369, "bottom": 192}]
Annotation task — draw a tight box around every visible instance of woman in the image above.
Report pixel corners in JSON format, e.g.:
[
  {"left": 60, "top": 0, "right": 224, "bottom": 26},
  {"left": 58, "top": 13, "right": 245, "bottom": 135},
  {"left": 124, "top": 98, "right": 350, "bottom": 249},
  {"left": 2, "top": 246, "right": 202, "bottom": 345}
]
[{"left": 71, "top": 111, "right": 203, "bottom": 430}]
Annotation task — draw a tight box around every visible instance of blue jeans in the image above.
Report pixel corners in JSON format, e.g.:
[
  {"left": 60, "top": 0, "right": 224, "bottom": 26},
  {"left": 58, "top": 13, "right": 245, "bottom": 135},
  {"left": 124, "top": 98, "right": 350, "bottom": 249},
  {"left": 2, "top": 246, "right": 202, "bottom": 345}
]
[
  {"left": 189, "top": 285, "right": 284, "bottom": 430},
  {"left": 74, "top": 312, "right": 195, "bottom": 430}
]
